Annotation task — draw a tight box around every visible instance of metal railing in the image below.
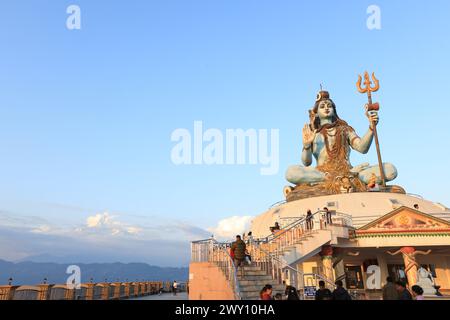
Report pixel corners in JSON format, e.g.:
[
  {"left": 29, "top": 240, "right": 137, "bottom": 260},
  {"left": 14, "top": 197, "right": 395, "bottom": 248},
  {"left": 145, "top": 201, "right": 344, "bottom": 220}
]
[
  {"left": 269, "top": 200, "right": 287, "bottom": 209},
  {"left": 255, "top": 210, "right": 353, "bottom": 259},
  {"left": 0, "top": 281, "right": 168, "bottom": 300},
  {"left": 246, "top": 210, "right": 355, "bottom": 298},
  {"left": 247, "top": 241, "right": 336, "bottom": 300},
  {"left": 261, "top": 209, "right": 323, "bottom": 243},
  {"left": 190, "top": 210, "right": 356, "bottom": 300},
  {"left": 191, "top": 239, "right": 242, "bottom": 300}
]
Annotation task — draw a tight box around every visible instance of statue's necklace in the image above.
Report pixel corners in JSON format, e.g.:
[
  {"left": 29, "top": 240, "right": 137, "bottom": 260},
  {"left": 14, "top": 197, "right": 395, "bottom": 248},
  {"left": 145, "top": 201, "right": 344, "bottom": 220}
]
[
  {"left": 325, "top": 127, "right": 337, "bottom": 137},
  {"left": 322, "top": 124, "right": 347, "bottom": 161}
]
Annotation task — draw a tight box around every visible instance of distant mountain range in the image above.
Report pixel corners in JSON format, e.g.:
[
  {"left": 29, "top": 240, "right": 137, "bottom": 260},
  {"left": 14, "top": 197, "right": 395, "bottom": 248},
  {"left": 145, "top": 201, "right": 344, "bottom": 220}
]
[{"left": 0, "top": 259, "right": 189, "bottom": 286}]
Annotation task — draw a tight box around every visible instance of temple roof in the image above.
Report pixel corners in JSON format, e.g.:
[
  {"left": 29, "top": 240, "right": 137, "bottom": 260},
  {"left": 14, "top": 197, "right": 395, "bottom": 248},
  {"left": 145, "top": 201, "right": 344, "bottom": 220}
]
[{"left": 356, "top": 206, "right": 450, "bottom": 236}]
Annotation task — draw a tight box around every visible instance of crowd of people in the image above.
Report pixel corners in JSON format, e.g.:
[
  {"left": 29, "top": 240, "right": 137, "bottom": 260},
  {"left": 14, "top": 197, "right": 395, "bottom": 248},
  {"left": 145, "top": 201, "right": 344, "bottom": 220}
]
[
  {"left": 382, "top": 277, "right": 425, "bottom": 300},
  {"left": 270, "top": 207, "right": 333, "bottom": 235},
  {"left": 259, "top": 284, "right": 301, "bottom": 300},
  {"left": 257, "top": 278, "right": 426, "bottom": 300}
]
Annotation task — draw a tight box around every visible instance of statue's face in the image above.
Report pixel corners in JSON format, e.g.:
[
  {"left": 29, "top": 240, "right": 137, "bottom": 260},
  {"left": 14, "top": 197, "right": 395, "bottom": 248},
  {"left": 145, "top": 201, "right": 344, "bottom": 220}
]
[{"left": 317, "top": 100, "right": 334, "bottom": 120}]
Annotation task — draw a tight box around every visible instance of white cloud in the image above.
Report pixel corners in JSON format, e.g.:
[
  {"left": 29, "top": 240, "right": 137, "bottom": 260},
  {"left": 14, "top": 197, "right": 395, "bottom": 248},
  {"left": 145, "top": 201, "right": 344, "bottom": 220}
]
[
  {"left": 0, "top": 208, "right": 209, "bottom": 266},
  {"left": 82, "top": 212, "right": 142, "bottom": 236},
  {"left": 208, "top": 216, "right": 254, "bottom": 241},
  {"left": 86, "top": 213, "right": 111, "bottom": 228}
]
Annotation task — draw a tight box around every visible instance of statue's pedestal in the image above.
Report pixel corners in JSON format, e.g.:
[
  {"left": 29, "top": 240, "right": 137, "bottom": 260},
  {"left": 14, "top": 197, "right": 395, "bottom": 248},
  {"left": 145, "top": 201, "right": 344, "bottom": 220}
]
[
  {"left": 285, "top": 184, "right": 331, "bottom": 202},
  {"left": 285, "top": 184, "right": 406, "bottom": 202}
]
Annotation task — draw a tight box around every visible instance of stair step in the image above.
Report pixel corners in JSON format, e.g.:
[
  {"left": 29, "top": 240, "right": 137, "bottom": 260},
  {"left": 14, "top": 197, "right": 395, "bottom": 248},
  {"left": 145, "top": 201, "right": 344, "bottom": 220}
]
[
  {"left": 239, "top": 279, "right": 281, "bottom": 286},
  {"left": 238, "top": 275, "right": 273, "bottom": 281},
  {"left": 236, "top": 270, "right": 268, "bottom": 276},
  {"left": 238, "top": 266, "right": 264, "bottom": 271}
]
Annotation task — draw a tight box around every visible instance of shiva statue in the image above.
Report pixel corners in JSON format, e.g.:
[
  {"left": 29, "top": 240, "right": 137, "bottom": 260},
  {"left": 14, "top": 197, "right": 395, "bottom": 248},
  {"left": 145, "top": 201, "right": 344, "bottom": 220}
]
[{"left": 284, "top": 90, "right": 398, "bottom": 198}]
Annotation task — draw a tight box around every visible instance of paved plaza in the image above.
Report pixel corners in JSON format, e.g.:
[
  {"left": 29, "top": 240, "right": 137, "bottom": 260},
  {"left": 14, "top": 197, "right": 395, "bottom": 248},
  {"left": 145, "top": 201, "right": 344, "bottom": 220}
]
[{"left": 132, "top": 292, "right": 188, "bottom": 300}]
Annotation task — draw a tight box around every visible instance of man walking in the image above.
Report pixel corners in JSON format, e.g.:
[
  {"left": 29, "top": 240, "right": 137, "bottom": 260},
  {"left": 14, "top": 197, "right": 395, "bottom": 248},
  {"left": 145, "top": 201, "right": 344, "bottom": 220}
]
[{"left": 231, "top": 235, "right": 247, "bottom": 274}]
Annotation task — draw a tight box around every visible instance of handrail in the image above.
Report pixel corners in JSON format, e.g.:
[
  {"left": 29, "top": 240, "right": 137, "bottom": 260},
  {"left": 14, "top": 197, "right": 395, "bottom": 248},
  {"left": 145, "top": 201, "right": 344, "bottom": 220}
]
[
  {"left": 210, "top": 239, "right": 242, "bottom": 300},
  {"left": 262, "top": 209, "right": 324, "bottom": 243},
  {"left": 258, "top": 209, "right": 354, "bottom": 244},
  {"left": 191, "top": 238, "right": 242, "bottom": 300},
  {"left": 269, "top": 200, "right": 287, "bottom": 209},
  {"left": 302, "top": 273, "right": 336, "bottom": 289},
  {"left": 254, "top": 245, "right": 336, "bottom": 287},
  {"left": 406, "top": 193, "right": 424, "bottom": 199}
]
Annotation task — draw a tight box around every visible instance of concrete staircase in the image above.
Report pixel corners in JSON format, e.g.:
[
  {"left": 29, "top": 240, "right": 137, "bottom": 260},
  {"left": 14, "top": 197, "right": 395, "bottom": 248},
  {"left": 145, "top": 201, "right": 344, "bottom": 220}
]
[
  {"left": 227, "top": 220, "right": 352, "bottom": 300},
  {"left": 279, "top": 229, "right": 333, "bottom": 266},
  {"left": 236, "top": 264, "right": 285, "bottom": 300},
  {"left": 275, "top": 224, "right": 351, "bottom": 266}
]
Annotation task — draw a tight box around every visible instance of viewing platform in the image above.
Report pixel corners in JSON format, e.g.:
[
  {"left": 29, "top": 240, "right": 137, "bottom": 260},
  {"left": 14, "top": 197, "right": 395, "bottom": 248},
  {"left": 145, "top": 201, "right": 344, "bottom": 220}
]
[{"left": 0, "top": 280, "right": 187, "bottom": 300}]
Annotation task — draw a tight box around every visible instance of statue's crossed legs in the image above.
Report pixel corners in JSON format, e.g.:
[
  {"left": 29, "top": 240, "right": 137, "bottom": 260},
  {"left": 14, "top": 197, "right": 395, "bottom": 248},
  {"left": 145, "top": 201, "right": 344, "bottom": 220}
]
[{"left": 285, "top": 162, "right": 398, "bottom": 185}]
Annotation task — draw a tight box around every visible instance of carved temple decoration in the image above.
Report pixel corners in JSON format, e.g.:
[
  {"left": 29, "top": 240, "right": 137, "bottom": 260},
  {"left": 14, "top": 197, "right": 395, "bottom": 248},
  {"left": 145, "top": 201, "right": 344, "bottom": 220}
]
[
  {"left": 356, "top": 206, "right": 450, "bottom": 237},
  {"left": 386, "top": 246, "right": 432, "bottom": 287}
]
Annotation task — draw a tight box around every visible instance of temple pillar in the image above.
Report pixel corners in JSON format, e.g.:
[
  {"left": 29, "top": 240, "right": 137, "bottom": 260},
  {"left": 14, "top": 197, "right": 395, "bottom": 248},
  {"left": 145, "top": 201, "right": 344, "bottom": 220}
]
[
  {"left": 296, "top": 263, "right": 304, "bottom": 290},
  {"left": 376, "top": 254, "right": 389, "bottom": 287},
  {"left": 387, "top": 246, "right": 431, "bottom": 287},
  {"left": 400, "top": 247, "right": 419, "bottom": 286},
  {"left": 320, "top": 245, "right": 335, "bottom": 284},
  {"left": 331, "top": 247, "right": 346, "bottom": 287},
  {"left": 333, "top": 260, "right": 346, "bottom": 287}
]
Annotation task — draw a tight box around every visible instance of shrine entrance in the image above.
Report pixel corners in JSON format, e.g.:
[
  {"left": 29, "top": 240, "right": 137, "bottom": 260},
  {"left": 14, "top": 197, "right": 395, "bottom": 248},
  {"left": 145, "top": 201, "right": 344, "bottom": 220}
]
[{"left": 345, "top": 265, "right": 365, "bottom": 289}]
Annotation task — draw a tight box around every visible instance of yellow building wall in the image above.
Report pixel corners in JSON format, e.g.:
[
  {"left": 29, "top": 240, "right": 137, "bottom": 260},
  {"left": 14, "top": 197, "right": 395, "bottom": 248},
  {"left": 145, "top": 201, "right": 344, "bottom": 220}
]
[
  {"left": 428, "top": 255, "right": 450, "bottom": 291},
  {"left": 301, "top": 261, "right": 320, "bottom": 287}
]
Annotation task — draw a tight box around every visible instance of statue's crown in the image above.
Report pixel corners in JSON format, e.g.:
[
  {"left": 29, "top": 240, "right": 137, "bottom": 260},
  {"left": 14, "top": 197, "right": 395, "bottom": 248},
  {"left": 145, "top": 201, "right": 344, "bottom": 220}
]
[{"left": 316, "top": 90, "right": 330, "bottom": 102}]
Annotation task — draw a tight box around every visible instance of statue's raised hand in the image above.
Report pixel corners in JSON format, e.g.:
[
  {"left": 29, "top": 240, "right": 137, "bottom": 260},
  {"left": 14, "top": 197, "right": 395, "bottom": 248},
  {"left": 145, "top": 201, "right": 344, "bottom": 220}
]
[
  {"left": 365, "top": 104, "right": 379, "bottom": 129},
  {"left": 302, "top": 124, "right": 316, "bottom": 147}
]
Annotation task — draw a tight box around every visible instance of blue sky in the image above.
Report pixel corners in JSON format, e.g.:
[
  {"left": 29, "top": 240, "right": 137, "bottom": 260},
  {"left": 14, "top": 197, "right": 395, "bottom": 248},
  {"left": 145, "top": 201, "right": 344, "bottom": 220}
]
[{"left": 0, "top": 0, "right": 449, "bottom": 267}]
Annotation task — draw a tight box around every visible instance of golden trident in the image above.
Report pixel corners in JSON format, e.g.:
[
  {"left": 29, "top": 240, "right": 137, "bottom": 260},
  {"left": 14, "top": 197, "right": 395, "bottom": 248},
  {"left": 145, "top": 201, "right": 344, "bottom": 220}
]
[
  {"left": 357, "top": 72, "right": 379, "bottom": 104},
  {"left": 356, "top": 71, "right": 386, "bottom": 187}
]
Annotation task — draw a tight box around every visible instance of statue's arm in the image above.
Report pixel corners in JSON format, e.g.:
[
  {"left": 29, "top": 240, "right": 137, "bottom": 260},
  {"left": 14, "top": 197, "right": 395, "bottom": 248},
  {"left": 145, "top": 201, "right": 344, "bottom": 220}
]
[
  {"left": 386, "top": 249, "right": 402, "bottom": 256},
  {"left": 301, "top": 147, "right": 313, "bottom": 166},
  {"left": 348, "top": 128, "right": 374, "bottom": 154},
  {"left": 301, "top": 124, "right": 315, "bottom": 166}
]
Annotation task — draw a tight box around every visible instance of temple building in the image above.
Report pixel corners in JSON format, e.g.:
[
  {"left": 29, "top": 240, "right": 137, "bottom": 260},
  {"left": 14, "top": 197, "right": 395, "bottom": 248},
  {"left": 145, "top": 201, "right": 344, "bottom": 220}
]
[{"left": 250, "top": 192, "right": 450, "bottom": 297}]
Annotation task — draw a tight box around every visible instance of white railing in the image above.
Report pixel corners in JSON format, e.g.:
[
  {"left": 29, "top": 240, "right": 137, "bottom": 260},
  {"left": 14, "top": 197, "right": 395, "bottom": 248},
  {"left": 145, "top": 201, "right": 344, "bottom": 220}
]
[{"left": 191, "top": 239, "right": 241, "bottom": 300}]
